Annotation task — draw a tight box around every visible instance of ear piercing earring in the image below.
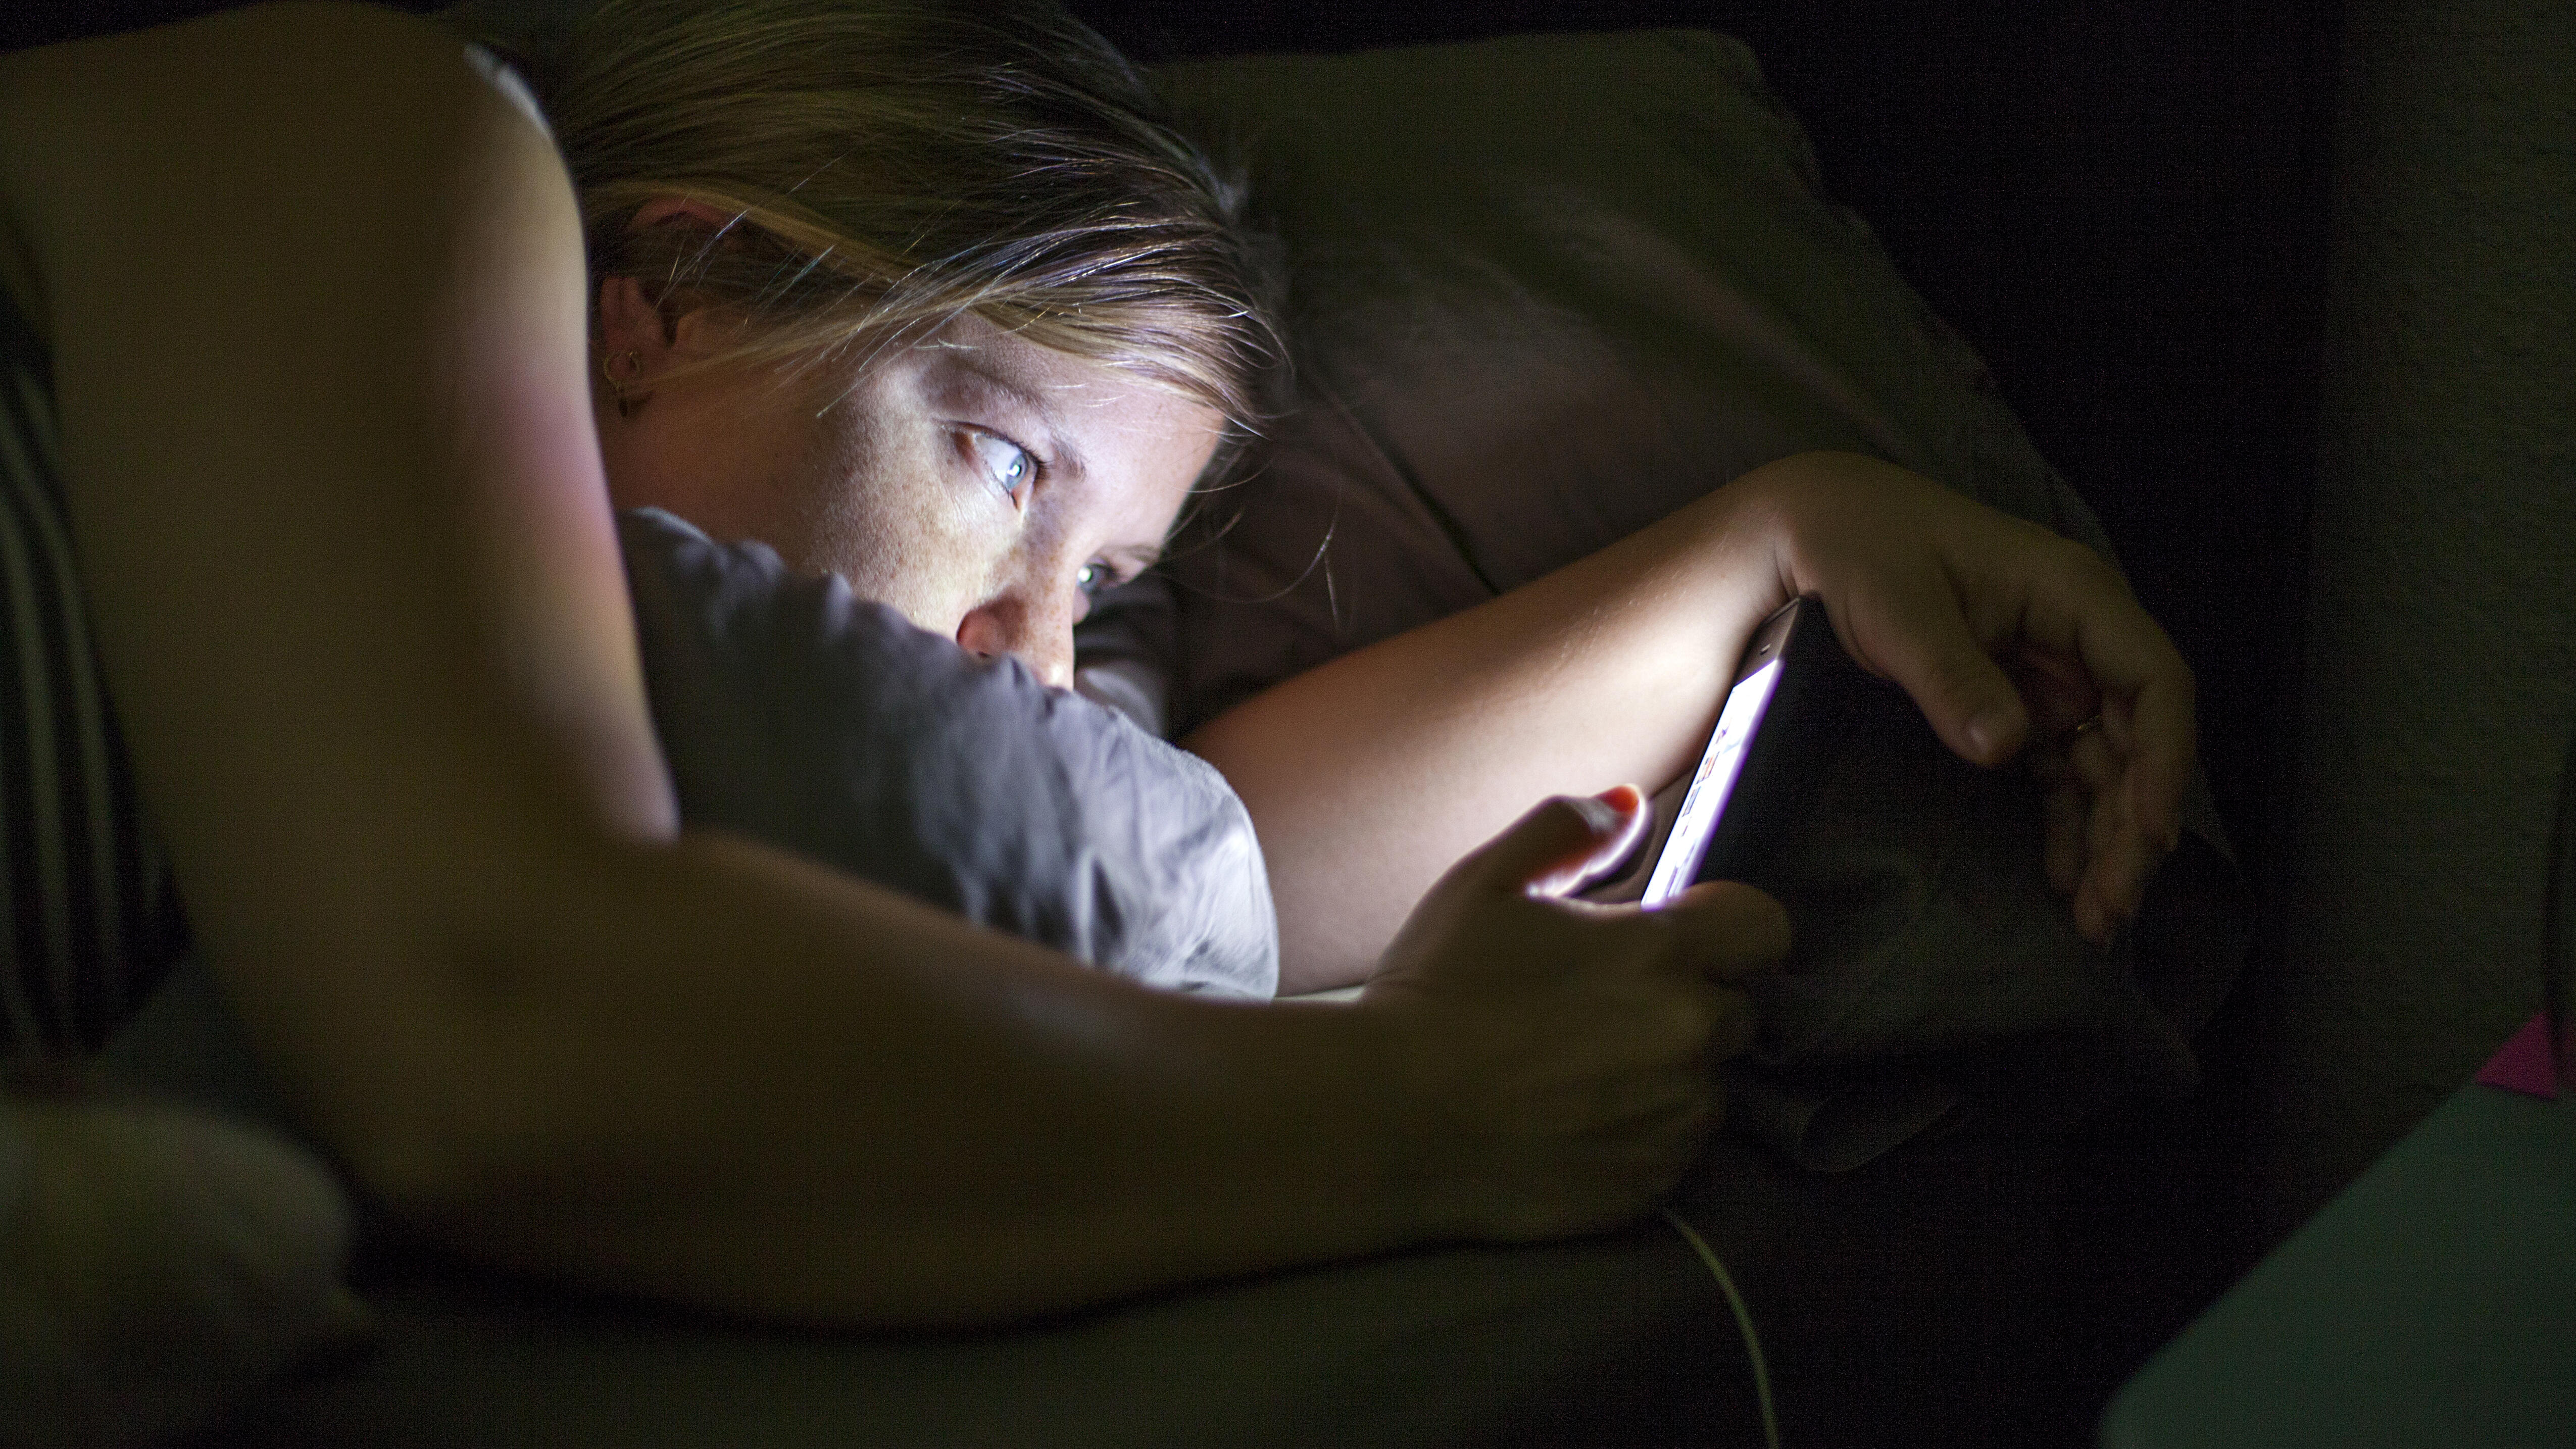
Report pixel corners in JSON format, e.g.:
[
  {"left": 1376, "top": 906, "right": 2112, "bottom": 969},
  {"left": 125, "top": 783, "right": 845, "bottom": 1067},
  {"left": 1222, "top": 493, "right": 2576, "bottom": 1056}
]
[{"left": 603, "top": 350, "right": 644, "bottom": 415}]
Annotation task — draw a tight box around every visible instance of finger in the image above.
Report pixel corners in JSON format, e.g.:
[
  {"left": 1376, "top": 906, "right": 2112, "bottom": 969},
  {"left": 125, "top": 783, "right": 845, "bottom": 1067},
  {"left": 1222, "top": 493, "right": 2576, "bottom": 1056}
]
[
  {"left": 1610, "top": 982, "right": 1757, "bottom": 1070},
  {"left": 1705, "top": 983, "right": 1759, "bottom": 1061},
  {"left": 1555, "top": 1056, "right": 1716, "bottom": 1134},
  {"left": 2129, "top": 666, "right": 2195, "bottom": 853},
  {"left": 1556, "top": 1094, "right": 1716, "bottom": 1221},
  {"left": 2027, "top": 736, "right": 2088, "bottom": 895},
  {"left": 2074, "top": 764, "right": 2158, "bottom": 944},
  {"left": 1658, "top": 879, "right": 1792, "bottom": 981},
  {"left": 2016, "top": 548, "right": 2196, "bottom": 852},
  {"left": 1837, "top": 576, "right": 2030, "bottom": 769},
  {"left": 2083, "top": 774, "right": 2167, "bottom": 934},
  {"left": 2013, "top": 643, "right": 2105, "bottom": 737},
  {"left": 1463, "top": 787, "right": 1650, "bottom": 900},
  {"left": 2101, "top": 690, "right": 2138, "bottom": 758},
  {"left": 2068, "top": 724, "right": 2123, "bottom": 797},
  {"left": 2083, "top": 765, "right": 2124, "bottom": 935},
  {"left": 2066, "top": 722, "right": 2169, "bottom": 931},
  {"left": 2112, "top": 685, "right": 2184, "bottom": 856}
]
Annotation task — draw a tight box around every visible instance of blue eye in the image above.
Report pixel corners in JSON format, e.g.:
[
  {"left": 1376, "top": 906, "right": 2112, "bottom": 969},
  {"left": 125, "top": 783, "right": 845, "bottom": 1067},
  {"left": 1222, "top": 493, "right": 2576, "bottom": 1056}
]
[
  {"left": 1075, "top": 562, "right": 1108, "bottom": 596},
  {"left": 968, "top": 430, "right": 1033, "bottom": 503}
]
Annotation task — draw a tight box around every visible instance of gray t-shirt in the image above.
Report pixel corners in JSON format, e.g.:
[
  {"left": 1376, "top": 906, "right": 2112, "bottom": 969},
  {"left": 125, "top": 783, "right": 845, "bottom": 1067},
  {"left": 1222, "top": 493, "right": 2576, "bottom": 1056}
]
[{"left": 618, "top": 509, "right": 1277, "bottom": 998}]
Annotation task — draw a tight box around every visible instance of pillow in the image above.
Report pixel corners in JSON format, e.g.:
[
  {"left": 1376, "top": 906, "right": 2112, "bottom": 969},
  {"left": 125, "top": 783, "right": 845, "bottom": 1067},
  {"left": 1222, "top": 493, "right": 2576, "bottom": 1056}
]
[
  {"left": 1150, "top": 30, "right": 2127, "bottom": 727},
  {"left": 1137, "top": 32, "right": 2248, "bottom": 1166},
  {"left": 619, "top": 509, "right": 1277, "bottom": 1000},
  {"left": 0, "top": 1090, "right": 371, "bottom": 1445}
]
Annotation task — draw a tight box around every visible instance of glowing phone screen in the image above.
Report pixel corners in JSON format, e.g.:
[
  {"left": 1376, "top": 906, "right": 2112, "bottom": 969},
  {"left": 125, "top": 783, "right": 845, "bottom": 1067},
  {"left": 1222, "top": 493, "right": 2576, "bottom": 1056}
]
[{"left": 1641, "top": 657, "right": 1784, "bottom": 908}]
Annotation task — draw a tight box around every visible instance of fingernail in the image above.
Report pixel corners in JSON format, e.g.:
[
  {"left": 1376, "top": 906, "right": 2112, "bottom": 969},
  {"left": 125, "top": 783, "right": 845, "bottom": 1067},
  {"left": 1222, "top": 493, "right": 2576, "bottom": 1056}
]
[
  {"left": 1966, "top": 710, "right": 2011, "bottom": 760},
  {"left": 1568, "top": 793, "right": 1623, "bottom": 837}
]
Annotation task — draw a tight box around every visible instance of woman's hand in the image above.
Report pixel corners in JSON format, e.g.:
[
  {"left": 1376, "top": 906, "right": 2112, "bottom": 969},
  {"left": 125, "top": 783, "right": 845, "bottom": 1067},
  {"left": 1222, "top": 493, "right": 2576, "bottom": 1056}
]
[
  {"left": 1726, "top": 452, "right": 2197, "bottom": 943},
  {"left": 1358, "top": 787, "right": 1788, "bottom": 1241}
]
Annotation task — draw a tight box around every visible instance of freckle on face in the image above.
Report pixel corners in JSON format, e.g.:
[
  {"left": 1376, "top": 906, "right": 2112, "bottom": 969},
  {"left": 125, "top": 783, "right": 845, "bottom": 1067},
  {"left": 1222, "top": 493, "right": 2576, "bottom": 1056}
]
[
  {"left": 797, "top": 330, "right": 1219, "bottom": 651},
  {"left": 607, "top": 314, "right": 1223, "bottom": 677}
]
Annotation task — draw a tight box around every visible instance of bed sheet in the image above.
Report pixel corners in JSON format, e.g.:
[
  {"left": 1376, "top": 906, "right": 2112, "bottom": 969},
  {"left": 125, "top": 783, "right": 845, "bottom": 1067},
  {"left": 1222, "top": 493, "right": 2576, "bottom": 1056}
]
[
  {"left": 208, "top": 1126, "right": 2064, "bottom": 1449},
  {"left": 108, "top": 957, "right": 2065, "bottom": 1449}
]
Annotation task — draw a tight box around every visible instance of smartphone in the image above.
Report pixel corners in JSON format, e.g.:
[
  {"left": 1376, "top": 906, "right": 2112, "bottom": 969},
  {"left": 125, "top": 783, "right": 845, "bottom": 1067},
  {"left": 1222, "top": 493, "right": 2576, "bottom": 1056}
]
[{"left": 1639, "top": 594, "right": 1843, "bottom": 908}]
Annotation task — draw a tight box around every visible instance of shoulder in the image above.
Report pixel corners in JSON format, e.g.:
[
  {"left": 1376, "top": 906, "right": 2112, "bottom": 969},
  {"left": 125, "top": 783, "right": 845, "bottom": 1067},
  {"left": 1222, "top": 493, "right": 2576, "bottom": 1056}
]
[
  {"left": 0, "top": 3, "right": 562, "bottom": 335},
  {"left": 0, "top": 4, "right": 477, "bottom": 154}
]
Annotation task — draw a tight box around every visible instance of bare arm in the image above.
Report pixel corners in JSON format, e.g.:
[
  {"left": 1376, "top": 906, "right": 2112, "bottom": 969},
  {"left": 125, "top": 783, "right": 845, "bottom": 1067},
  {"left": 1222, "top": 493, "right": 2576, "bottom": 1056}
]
[
  {"left": 0, "top": 4, "right": 1779, "bottom": 1325},
  {"left": 1192, "top": 453, "right": 2197, "bottom": 994}
]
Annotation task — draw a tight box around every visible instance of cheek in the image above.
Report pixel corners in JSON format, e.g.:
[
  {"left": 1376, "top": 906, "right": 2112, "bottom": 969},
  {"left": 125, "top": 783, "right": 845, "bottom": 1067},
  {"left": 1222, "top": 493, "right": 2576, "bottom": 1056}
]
[
  {"left": 609, "top": 388, "right": 823, "bottom": 554},
  {"left": 798, "top": 433, "right": 1008, "bottom": 635}
]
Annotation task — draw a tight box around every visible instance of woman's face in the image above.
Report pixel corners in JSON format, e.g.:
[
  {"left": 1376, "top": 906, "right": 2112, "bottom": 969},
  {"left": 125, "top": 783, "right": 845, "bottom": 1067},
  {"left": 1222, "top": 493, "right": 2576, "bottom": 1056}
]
[{"left": 597, "top": 289, "right": 1221, "bottom": 690}]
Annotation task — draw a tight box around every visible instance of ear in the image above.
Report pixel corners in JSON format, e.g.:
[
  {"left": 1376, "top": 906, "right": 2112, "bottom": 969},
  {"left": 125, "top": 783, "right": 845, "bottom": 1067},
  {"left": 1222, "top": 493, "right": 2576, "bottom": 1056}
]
[
  {"left": 596, "top": 198, "right": 754, "bottom": 369},
  {"left": 598, "top": 273, "right": 680, "bottom": 365},
  {"left": 627, "top": 196, "right": 741, "bottom": 234},
  {"left": 597, "top": 273, "right": 681, "bottom": 365}
]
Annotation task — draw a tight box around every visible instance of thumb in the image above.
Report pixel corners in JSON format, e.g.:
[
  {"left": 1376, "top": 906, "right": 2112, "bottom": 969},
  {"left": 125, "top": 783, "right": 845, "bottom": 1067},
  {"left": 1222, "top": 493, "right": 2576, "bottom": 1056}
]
[
  {"left": 1465, "top": 786, "right": 1649, "bottom": 899},
  {"left": 1843, "top": 583, "right": 2028, "bottom": 767}
]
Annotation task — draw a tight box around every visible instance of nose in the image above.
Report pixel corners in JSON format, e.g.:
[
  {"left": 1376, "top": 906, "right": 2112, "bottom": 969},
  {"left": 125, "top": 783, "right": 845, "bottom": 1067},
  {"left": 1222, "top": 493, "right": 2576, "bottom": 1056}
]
[{"left": 956, "top": 589, "right": 1077, "bottom": 689}]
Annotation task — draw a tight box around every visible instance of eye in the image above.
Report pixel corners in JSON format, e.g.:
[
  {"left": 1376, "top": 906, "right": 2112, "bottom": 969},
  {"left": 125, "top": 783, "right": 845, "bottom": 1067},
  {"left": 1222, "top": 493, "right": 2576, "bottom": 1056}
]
[
  {"left": 1075, "top": 561, "right": 1112, "bottom": 597},
  {"left": 966, "top": 429, "right": 1035, "bottom": 505}
]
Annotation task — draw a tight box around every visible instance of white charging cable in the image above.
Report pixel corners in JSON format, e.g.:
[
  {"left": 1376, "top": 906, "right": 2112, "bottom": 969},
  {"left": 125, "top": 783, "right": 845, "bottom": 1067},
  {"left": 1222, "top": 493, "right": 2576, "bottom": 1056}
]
[{"left": 1662, "top": 1206, "right": 1781, "bottom": 1449}]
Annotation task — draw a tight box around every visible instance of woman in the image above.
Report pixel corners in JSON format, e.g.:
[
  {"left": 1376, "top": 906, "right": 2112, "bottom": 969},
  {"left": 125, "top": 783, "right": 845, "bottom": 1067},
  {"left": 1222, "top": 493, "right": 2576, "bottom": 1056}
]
[{"left": 0, "top": 0, "right": 2190, "bottom": 1332}]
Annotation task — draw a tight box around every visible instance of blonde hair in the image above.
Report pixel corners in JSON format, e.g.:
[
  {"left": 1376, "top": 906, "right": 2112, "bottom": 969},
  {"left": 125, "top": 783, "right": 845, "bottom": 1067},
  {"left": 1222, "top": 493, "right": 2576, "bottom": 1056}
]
[{"left": 538, "top": 0, "right": 1279, "bottom": 439}]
